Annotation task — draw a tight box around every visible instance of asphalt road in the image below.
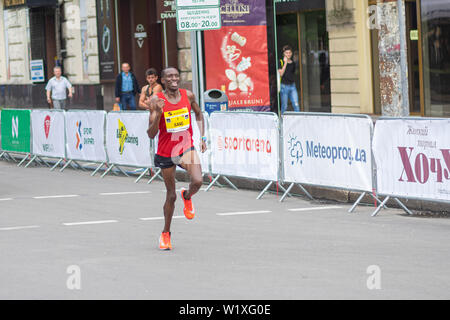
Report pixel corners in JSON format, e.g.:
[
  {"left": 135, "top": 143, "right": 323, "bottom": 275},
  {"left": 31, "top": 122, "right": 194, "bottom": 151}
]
[{"left": 0, "top": 160, "right": 449, "bottom": 300}]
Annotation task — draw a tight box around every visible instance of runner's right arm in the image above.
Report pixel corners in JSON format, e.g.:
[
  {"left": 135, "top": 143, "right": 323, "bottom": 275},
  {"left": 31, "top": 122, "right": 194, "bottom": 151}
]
[{"left": 147, "top": 96, "right": 164, "bottom": 139}]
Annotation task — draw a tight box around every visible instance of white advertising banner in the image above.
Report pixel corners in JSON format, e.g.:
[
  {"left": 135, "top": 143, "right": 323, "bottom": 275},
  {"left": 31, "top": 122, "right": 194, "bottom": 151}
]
[
  {"left": 65, "top": 110, "right": 107, "bottom": 163},
  {"left": 31, "top": 109, "right": 65, "bottom": 158},
  {"left": 210, "top": 112, "right": 279, "bottom": 181},
  {"left": 282, "top": 114, "right": 373, "bottom": 191},
  {"left": 106, "top": 111, "right": 152, "bottom": 167},
  {"left": 373, "top": 118, "right": 450, "bottom": 202}
]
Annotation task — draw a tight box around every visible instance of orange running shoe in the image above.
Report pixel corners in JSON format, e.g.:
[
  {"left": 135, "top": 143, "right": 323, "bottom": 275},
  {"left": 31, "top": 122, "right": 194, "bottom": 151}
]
[
  {"left": 159, "top": 232, "right": 172, "bottom": 250},
  {"left": 181, "top": 188, "right": 195, "bottom": 220}
]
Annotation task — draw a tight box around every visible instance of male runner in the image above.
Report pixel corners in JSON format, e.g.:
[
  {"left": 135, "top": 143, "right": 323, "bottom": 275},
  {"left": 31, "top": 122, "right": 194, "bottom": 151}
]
[{"left": 147, "top": 67, "right": 207, "bottom": 250}]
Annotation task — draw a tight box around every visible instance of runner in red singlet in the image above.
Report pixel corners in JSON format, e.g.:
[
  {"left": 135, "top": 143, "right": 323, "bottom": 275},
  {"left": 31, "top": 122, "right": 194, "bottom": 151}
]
[{"left": 147, "top": 67, "right": 206, "bottom": 250}]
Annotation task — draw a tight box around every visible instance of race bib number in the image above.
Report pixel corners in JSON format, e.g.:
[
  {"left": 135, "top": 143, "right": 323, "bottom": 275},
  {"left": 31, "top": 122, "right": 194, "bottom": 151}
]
[{"left": 164, "top": 107, "right": 190, "bottom": 133}]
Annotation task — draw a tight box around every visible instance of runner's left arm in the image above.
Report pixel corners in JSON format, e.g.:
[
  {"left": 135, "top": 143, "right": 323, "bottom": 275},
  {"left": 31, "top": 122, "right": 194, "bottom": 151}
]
[{"left": 187, "top": 90, "right": 207, "bottom": 153}]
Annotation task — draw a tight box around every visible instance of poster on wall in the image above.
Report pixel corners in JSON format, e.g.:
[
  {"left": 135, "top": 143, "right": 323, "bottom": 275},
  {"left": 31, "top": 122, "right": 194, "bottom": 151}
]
[
  {"left": 204, "top": 0, "right": 271, "bottom": 111},
  {"left": 96, "top": 0, "right": 117, "bottom": 81}
]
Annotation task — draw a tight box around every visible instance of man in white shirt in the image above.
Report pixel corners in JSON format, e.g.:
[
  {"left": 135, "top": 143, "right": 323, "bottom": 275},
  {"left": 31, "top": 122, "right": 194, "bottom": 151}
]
[{"left": 45, "top": 66, "right": 73, "bottom": 109}]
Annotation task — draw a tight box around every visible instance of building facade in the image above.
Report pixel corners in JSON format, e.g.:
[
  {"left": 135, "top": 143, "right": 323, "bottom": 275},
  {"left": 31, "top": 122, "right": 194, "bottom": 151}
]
[
  {"left": 0, "top": 0, "right": 448, "bottom": 117},
  {"left": 0, "top": 0, "right": 193, "bottom": 110}
]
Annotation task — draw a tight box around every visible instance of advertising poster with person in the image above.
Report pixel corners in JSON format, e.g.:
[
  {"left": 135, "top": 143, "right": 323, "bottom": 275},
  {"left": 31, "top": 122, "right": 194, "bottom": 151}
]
[{"left": 204, "top": 0, "right": 270, "bottom": 111}]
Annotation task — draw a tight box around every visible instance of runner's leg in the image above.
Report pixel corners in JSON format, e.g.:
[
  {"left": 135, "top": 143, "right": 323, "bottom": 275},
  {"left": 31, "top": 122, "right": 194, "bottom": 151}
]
[
  {"left": 161, "top": 166, "right": 177, "bottom": 233},
  {"left": 179, "top": 150, "right": 202, "bottom": 200}
]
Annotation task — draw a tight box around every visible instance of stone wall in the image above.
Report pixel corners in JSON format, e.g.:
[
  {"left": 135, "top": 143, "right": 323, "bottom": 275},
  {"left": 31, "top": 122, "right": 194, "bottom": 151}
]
[
  {"left": 177, "top": 31, "right": 192, "bottom": 90},
  {"left": 1, "top": 6, "right": 31, "bottom": 84},
  {"left": 326, "top": 0, "right": 374, "bottom": 114},
  {"left": 62, "top": 0, "right": 99, "bottom": 84},
  {"left": 0, "top": 0, "right": 7, "bottom": 83}
]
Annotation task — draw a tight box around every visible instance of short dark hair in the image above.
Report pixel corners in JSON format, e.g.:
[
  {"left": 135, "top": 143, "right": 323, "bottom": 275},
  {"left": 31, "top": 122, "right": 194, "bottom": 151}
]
[
  {"left": 282, "top": 45, "right": 292, "bottom": 53},
  {"left": 145, "top": 68, "right": 158, "bottom": 77},
  {"left": 161, "top": 67, "right": 179, "bottom": 78}
]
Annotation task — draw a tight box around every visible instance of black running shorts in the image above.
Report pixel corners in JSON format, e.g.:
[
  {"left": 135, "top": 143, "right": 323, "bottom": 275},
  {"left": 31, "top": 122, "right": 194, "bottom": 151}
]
[{"left": 154, "top": 146, "right": 195, "bottom": 169}]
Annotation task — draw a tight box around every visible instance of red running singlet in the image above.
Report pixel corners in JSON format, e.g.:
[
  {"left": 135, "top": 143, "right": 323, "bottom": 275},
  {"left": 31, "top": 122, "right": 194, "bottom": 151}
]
[{"left": 156, "top": 89, "right": 194, "bottom": 158}]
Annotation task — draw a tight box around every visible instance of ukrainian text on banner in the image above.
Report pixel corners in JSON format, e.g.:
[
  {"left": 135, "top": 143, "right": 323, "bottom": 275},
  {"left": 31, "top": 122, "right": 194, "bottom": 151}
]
[
  {"left": 105, "top": 111, "right": 152, "bottom": 167},
  {"left": 31, "top": 110, "right": 65, "bottom": 158},
  {"left": 373, "top": 118, "right": 450, "bottom": 202},
  {"left": 204, "top": 0, "right": 270, "bottom": 111},
  {"left": 210, "top": 112, "right": 279, "bottom": 181},
  {"left": 65, "top": 110, "right": 107, "bottom": 163},
  {"left": 283, "top": 114, "right": 373, "bottom": 192},
  {"left": 0, "top": 109, "right": 31, "bottom": 153}
]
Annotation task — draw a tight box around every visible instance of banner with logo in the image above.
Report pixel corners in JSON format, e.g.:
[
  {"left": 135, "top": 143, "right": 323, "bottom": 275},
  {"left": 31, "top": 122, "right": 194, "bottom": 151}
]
[
  {"left": 65, "top": 110, "right": 107, "bottom": 163},
  {"left": 0, "top": 109, "right": 31, "bottom": 153},
  {"left": 209, "top": 112, "right": 279, "bottom": 181},
  {"left": 31, "top": 110, "right": 65, "bottom": 158},
  {"left": 204, "top": 0, "right": 270, "bottom": 111},
  {"left": 105, "top": 111, "right": 152, "bottom": 167},
  {"left": 282, "top": 114, "right": 373, "bottom": 192},
  {"left": 373, "top": 118, "right": 450, "bottom": 202}
]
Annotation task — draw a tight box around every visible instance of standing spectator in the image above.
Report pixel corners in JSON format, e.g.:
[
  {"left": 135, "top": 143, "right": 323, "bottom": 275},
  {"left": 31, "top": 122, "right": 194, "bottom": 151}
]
[
  {"left": 45, "top": 66, "right": 73, "bottom": 109},
  {"left": 278, "top": 45, "right": 300, "bottom": 114},
  {"left": 115, "top": 62, "right": 140, "bottom": 111},
  {"left": 139, "top": 68, "right": 163, "bottom": 110}
]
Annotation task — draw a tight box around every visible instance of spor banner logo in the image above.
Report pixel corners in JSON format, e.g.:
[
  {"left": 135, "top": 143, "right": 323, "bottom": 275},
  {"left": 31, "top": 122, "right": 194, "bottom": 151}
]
[
  {"left": 76, "top": 121, "right": 95, "bottom": 151},
  {"left": 76, "top": 121, "right": 83, "bottom": 150}
]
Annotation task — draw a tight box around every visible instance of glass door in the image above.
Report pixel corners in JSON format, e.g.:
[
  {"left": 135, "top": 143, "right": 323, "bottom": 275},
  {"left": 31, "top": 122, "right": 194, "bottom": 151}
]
[
  {"left": 275, "top": 10, "right": 331, "bottom": 113},
  {"left": 420, "top": 0, "right": 450, "bottom": 117},
  {"left": 299, "top": 10, "right": 330, "bottom": 112},
  {"left": 276, "top": 13, "right": 301, "bottom": 111}
]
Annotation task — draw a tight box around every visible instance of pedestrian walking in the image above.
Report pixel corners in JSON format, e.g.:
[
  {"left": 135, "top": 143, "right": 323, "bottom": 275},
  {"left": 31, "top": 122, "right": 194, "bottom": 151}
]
[
  {"left": 115, "top": 62, "right": 140, "bottom": 111},
  {"left": 278, "top": 45, "right": 300, "bottom": 114},
  {"left": 45, "top": 66, "right": 73, "bottom": 110},
  {"left": 139, "top": 68, "right": 163, "bottom": 110}
]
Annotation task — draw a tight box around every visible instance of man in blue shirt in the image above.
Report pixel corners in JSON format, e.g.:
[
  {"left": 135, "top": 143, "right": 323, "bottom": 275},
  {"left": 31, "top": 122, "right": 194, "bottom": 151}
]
[{"left": 115, "top": 63, "right": 140, "bottom": 110}]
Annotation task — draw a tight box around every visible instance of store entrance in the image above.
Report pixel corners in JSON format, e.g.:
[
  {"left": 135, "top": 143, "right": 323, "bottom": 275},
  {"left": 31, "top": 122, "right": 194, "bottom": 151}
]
[
  {"left": 276, "top": 10, "right": 331, "bottom": 113},
  {"left": 117, "top": 0, "right": 163, "bottom": 86}
]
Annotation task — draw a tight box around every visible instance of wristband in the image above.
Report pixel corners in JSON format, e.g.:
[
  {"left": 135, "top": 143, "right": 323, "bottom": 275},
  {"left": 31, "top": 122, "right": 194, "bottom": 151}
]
[{"left": 201, "top": 136, "right": 207, "bottom": 142}]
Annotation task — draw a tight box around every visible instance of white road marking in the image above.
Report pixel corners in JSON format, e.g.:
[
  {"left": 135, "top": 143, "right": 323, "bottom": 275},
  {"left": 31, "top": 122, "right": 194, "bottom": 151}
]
[
  {"left": 288, "top": 206, "right": 342, "bottom": 212},
  {"left": 99, "top": 191, "right": 151, "bottom": 196},
  {"left": 62, "top": 220, "right": 118, "bottom": 226},
  {"left": 217, "top": 210, "right": 272, "bottom": 216},
  {"left": 161, "top": 188, "right": 208, "bottom": 192},
  {"left": 33, "top": 195, "right": 80, "bottom": 199},
  {"left": 0, "top": 198, "right": 13, "bottom": 201},
  {"left": 0, "top": 225, "right": 40, "bottom": 231},
  {"left": 139, "top": 216, "right": 184, "bottom": 221}
]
